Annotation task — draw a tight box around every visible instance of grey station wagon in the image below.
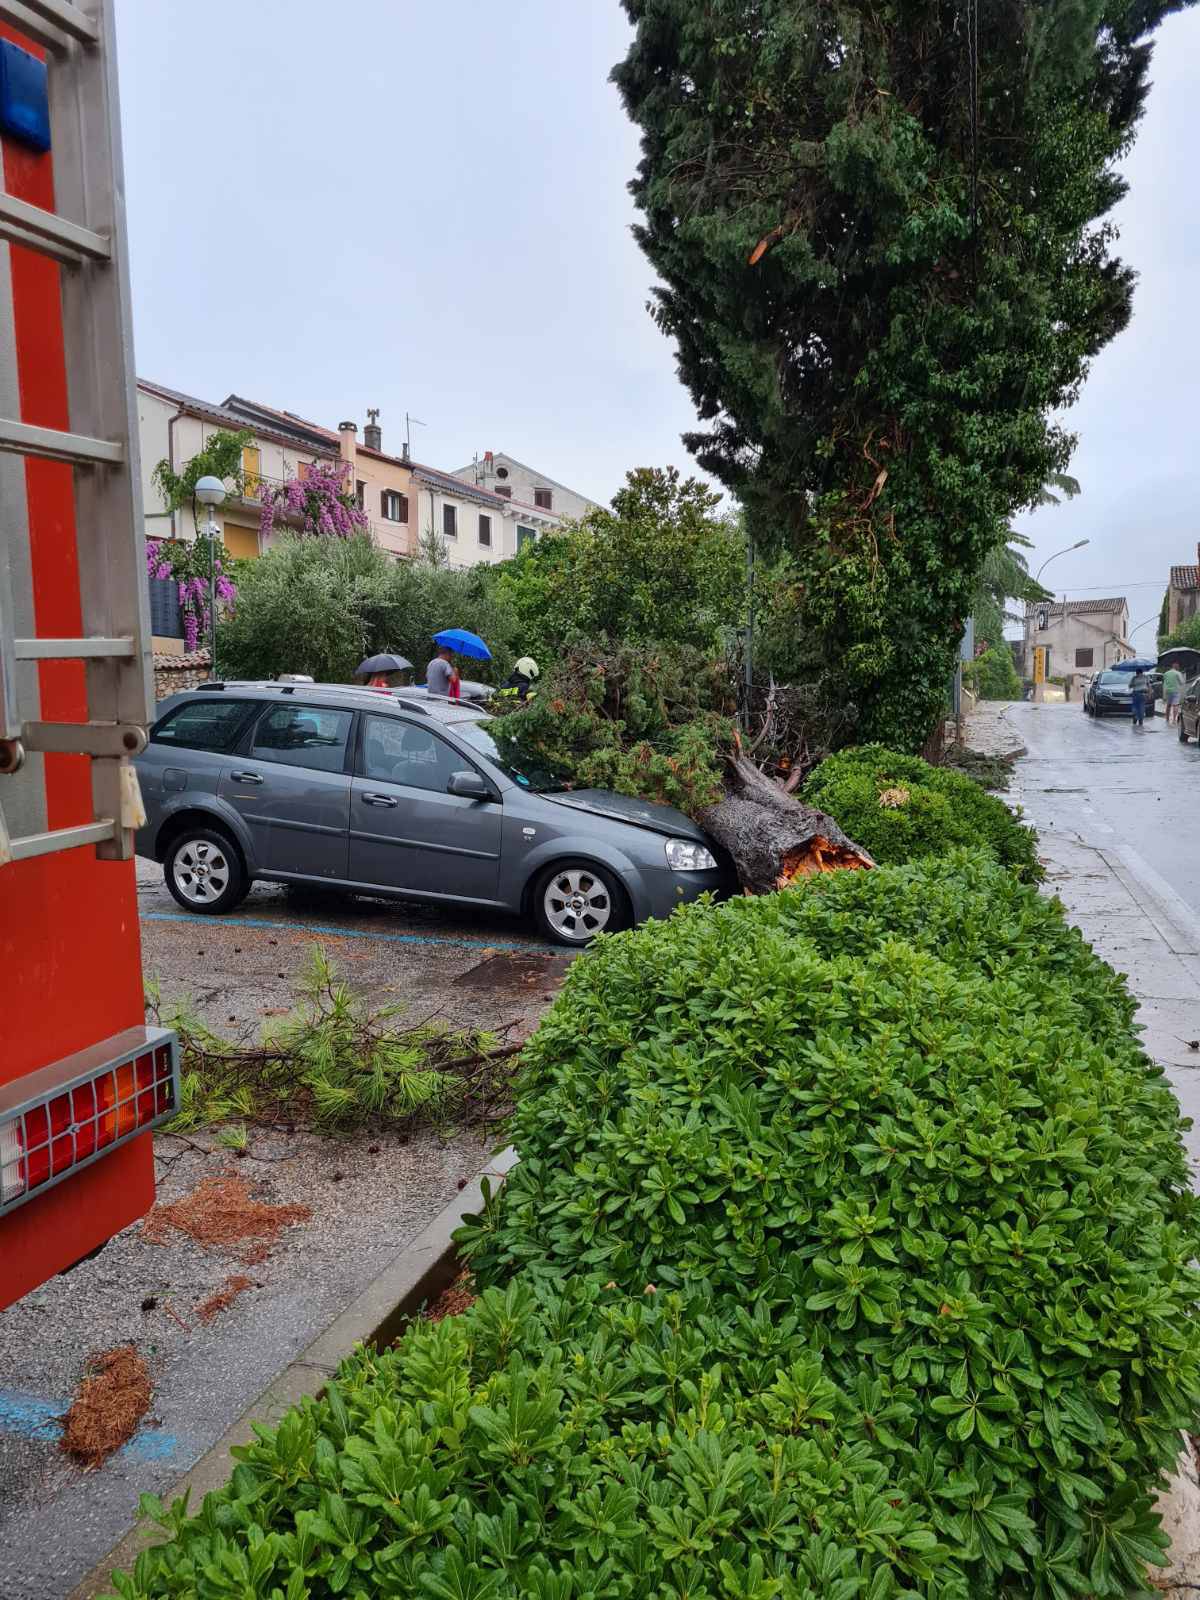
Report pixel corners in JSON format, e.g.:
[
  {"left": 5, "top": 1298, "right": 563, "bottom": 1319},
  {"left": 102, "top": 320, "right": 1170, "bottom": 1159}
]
[{"left": 134, "top": 683, "right": 734, "bottom": 945}]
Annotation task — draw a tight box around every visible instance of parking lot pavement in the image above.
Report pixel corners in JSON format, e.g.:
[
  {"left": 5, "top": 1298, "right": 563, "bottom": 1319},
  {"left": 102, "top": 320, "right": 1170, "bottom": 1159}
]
[{"left": 0, "top": 861, "right": 576, "bottom": 1600}]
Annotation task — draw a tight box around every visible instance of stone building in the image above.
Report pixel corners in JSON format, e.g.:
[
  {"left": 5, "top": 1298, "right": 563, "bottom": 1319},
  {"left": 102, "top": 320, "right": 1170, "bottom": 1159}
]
[{"left": 1022, "top": 596, "right": 1132, "bottom": 694}]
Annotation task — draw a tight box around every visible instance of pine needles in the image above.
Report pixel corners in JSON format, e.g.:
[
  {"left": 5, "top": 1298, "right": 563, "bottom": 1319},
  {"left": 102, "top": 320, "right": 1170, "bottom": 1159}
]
[{"left": 146, "top": 947, "right": 520, "bottom": 1136}]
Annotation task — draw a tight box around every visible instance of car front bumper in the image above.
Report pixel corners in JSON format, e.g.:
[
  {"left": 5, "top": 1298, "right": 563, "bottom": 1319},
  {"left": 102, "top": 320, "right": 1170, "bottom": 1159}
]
[{"left": 636, "top": 864, "right": 736, "bottom": 924}]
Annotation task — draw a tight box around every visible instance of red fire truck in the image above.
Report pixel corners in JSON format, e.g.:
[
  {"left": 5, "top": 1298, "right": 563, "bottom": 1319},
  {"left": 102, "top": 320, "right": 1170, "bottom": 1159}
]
[{"left": 0, "top": 0, "right": 177, "bottom": 1311}]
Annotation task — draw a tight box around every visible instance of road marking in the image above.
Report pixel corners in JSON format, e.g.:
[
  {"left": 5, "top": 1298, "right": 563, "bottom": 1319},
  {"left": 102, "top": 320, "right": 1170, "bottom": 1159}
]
[
  {"left": 142, "top": 910, "right": 563, "bottom": 956},
  {"left": 1102, "top": 846, "right": 1200, "bottom": 957},
  {"left": 0, "top": 1389, "right": 184, "bottom": 1462}
]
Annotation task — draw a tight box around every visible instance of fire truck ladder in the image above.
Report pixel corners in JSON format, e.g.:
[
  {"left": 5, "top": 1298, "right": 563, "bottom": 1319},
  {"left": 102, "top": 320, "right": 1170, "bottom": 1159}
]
[{"left": 0, "top": 0, "right": 152, "bottom": 864}]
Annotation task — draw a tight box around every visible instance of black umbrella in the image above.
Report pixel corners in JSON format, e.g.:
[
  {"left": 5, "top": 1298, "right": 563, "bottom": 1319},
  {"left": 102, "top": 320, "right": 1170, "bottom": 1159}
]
[{"left": 354, "top": 653, "right": 413, "bottom": 678}]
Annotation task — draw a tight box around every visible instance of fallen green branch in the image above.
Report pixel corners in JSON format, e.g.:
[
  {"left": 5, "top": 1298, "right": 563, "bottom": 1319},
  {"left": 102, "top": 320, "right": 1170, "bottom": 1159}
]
[{"left": 145, "top": 947, "right": 519, "bottom": 1135}]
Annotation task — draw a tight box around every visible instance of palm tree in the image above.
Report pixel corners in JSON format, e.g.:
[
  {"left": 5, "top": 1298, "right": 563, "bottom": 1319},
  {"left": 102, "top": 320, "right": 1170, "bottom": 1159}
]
[
  {"left": 1036, "top": 472, "right": 1082, "bottom": 507},
  {"left": 972, "top": 475, "right": 1081, "bottom": 648}
]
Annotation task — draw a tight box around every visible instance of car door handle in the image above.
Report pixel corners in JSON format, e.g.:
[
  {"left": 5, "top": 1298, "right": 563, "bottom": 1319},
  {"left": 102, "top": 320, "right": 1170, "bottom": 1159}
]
[
  {"left": 362, "top": 792, "right": 398, "bottom": 807},
  {"left": 230, "top": 770, "right": 264, "bottom": 785}
]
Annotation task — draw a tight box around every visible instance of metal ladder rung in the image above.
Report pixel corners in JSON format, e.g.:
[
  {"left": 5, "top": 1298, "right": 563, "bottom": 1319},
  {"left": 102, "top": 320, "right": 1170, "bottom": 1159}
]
[
  {"left": 0, "top": 194, "right": 110, "bottom": 264},
  {"left": 0, "top": 0, "right": 97, "bottom": 50},
  {"left": 0, "top": 417, "right": 122, "bottom": 466},
  {"left": 3, "top": 820, "right": 117, "bottom": 865},
  {"left": 14, "top": 637, "right": 134, "bottom": 660}
]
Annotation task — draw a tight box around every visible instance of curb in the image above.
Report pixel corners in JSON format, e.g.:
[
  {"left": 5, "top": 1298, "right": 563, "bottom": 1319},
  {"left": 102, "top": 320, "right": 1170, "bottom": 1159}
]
[{"left": 67, "top": 1146, "right": 518, "bottom": 1600}]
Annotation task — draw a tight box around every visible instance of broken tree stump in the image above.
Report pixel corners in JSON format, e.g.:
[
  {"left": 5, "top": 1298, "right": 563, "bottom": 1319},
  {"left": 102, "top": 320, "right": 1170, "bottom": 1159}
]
[{"left": 700, "top": 756, "right": 875, "bottom": 894}]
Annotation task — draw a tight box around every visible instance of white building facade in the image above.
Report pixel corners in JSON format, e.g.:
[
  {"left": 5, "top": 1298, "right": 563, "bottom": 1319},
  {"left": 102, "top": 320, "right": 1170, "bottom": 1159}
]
[
  {"left": 1022, "top": 597, "right": 1132, "bottom": 694},
  {"left": 452, "top": 451, "right": 599, "bottom": 524}
]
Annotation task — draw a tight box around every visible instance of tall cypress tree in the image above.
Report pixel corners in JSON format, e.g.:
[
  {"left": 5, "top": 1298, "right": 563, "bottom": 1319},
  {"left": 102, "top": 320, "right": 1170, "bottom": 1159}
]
[{"left": 614, "top": 0, "right": 1190, "bottom": 745}]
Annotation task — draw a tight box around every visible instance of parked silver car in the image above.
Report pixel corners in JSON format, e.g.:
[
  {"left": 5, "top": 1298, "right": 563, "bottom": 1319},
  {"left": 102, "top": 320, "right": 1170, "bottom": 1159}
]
[{"left": 134, "top": 683, "right": 733, "bottom": 945}]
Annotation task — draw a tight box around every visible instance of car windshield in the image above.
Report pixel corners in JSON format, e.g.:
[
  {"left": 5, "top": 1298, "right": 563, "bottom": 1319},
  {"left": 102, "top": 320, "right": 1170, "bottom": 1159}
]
[
  {"left": 1099, "top": 672, "right": 1130, "bottom": 685},
  {"left": 453, "top": 717, "right": 566, "bottom": 794}
]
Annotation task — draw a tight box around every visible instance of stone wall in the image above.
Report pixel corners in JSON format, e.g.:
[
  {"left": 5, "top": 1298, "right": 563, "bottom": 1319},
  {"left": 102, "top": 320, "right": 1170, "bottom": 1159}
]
[{"left": 153, "top": 649, "right": 212, "bottom": 705}]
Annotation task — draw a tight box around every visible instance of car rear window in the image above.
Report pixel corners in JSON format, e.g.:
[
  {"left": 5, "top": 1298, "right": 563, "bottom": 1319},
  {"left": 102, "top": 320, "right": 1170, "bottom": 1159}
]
[
  {"left": 152, "top": 698, "right": 255, "bottom": 752},
  {"left": 250, "top": 705, "right": 353, "bottom": 773}
]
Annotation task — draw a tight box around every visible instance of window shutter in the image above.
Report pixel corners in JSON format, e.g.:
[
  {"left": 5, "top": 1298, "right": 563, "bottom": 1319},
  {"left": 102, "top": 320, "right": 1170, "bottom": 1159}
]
[{"left": 399, "top": 493, "right": 409, "bottom": 522}]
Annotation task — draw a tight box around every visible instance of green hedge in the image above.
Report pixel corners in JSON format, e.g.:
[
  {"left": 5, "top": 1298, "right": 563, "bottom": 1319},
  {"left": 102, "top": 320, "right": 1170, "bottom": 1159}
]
[
  {"left": 110, "top": 859, "right": 1200, "bottom": 1599},
  {"left": 114, "top": 1279, "right": 951, "bottom": 1598},
  {"left": 466, "top": 857, "right": 1200, "bottom": 1596},
  {"left": 802, "top": 746, "right": 1041, "bottom": 880}
]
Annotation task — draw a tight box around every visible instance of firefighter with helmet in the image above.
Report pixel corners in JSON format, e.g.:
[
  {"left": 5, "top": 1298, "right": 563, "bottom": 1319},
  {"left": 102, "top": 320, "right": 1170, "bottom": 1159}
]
[{"left": 498, "top": 656, "right": 541, "bottom": 702}]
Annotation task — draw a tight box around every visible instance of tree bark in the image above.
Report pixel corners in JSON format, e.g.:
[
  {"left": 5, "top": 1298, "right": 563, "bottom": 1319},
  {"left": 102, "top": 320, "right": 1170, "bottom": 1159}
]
[{"left": 699, "top": 756, "right": 874, "bottom": 894}]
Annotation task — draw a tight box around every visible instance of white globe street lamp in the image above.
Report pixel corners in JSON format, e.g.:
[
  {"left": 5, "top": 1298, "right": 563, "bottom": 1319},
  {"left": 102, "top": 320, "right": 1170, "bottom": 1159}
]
[{"left": 193, "top": 476, "right": 226, "bottom": 677}]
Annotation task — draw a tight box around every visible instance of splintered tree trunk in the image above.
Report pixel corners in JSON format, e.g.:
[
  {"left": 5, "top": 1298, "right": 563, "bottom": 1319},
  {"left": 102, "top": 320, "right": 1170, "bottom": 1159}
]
[{"left": 700, "top": 756, "right": 874, "bottom": 894}]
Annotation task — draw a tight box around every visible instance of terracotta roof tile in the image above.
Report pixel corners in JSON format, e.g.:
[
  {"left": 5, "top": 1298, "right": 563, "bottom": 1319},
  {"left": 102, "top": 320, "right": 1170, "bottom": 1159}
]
[
  {"left": 1170, "top": 565, "right": 1200, "bottom": 591},
  {"left": 1024, "top": 597, "right": 1127, "bottom": 616}
]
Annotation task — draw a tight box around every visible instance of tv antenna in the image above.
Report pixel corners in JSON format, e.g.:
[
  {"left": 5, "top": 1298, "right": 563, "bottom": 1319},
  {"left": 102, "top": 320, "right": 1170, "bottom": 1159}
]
[{"left": 405, "top": 412, "right": 426, "bottom": 457}]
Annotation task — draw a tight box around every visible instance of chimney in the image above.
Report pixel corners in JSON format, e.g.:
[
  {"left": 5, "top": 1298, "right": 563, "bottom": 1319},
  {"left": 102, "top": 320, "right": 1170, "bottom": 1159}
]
[
  {"left": 337, "top": 420, "right": 356, "bottom": 475},
  {"left": 401, "top": 441, "right": 410, "bottom": 463},
  {"left": 364, "top": 407, "right": 382, "bottom": 452}
]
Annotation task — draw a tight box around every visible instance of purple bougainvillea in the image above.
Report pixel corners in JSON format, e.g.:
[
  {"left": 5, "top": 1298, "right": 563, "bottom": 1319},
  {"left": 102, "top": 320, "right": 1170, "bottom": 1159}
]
[
  {"left": 258, "top": 460, "right": 368, "bottom": 542},
  {"left": 147, "top": 536, "right": 238, "bottom": 651}
]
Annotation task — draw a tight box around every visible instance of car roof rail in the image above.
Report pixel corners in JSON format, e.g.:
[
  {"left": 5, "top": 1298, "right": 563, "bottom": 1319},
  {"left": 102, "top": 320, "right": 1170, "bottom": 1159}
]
[{"left": 191, "top": 679, "right": 437, "bottom": 713}]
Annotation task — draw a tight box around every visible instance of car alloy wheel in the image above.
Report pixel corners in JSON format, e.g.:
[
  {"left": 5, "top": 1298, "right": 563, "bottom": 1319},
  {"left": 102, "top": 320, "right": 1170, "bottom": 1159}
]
[
  {"left": 165, "top": 827, "right": 248, "bottom": 915},
  {"left": 173, "top": 839, "right": 231, "bottom": 905},
  {"left": 540, "top": 865, "right": 615, "bottom": 943}
]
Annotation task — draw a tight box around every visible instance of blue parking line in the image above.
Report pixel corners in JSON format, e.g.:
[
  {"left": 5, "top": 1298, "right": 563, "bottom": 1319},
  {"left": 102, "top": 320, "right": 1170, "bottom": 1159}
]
[
  {"left": 0, "top": 1389, "right": 184, "bottom": 1462},
  {"left": 142, "top": 910, "right": 564, "bottom": 956}
]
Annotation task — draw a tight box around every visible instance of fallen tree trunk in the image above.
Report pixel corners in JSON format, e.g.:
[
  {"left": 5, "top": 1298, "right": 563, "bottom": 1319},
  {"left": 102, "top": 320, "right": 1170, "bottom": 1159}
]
[{"left": 700, "top": 755, "right": 875, "bottom": 894}]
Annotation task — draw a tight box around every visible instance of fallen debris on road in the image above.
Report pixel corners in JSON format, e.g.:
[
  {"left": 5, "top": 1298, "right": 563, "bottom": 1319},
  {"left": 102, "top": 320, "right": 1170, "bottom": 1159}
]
[
  {"left": 60, "top": 1346, "right": 151, "bottom": 1468},
  {"left": 143, "top": 1174, "right": 311, "bottom": 1264}
]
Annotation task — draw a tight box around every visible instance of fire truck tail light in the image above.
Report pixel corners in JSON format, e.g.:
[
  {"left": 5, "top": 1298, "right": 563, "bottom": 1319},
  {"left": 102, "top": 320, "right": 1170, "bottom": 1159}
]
[{"left": 0, "top": 1028, "right": 177, "bottom": 1216}]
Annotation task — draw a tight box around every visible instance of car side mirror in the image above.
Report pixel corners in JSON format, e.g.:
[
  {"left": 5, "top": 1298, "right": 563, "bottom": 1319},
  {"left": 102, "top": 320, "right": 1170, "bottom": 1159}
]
[{"left": 447, "top": 770, "right": 492, "bottom": 801}]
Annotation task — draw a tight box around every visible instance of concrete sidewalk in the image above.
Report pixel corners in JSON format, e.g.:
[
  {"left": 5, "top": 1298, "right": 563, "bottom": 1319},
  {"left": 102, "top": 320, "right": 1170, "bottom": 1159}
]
[{"left": 969, "top": 700, "right": 1200, "bottom": 1175}]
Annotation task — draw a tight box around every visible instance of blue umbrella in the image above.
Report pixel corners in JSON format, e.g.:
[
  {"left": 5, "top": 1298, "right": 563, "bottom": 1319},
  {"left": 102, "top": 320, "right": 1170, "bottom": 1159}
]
[
  {"left": 433, "top": 628, "right": 492, "bottom": 661},
  {"left": 1110, "top": 657, "right": 1156, "bottom": 673}
]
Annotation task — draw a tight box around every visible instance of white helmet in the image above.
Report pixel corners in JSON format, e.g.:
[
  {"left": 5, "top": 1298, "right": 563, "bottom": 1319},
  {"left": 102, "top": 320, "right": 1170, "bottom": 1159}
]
[{"left": 515, "top": 656, "right": 540, "bottom": 679}]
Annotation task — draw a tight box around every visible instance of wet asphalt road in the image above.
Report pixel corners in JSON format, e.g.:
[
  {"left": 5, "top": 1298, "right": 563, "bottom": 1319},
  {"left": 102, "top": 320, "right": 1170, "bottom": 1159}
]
[{"left": 1006, "top": 698, "right": 1200, "bottom": 920}]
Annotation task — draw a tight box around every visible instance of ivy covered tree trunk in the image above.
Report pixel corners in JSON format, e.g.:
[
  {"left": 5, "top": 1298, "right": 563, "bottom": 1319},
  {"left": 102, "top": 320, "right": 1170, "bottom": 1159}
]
[{"left": 614, "top": 0, "right": 1189, "bottom": 749}]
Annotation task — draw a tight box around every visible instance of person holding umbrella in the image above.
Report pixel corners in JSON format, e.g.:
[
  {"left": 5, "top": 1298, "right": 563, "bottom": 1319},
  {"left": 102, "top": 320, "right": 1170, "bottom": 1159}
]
[
  {"left": 425, "top": 629, "right": 492, "bottom": 699},
  {"left": 425, "top": 642, "right": 458, "bottom": 699},
  {"left": 354, "top": 652, "right": 413, "bottom": 691},
  {"left": 1129, "top": 664, "right": 1152, "bottom": 730}
]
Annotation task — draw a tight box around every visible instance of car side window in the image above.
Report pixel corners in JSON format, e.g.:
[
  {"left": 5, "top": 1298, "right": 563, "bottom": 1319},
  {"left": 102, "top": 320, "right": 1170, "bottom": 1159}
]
[
  {"left": 250, "top": 705, "right": 353, "bottom": 773},
  {"left": 151, "top": 699, "right": 254, "bottom": 752},
  {"left": 360, "top": 714, "right": 462, "bottom": 793}
]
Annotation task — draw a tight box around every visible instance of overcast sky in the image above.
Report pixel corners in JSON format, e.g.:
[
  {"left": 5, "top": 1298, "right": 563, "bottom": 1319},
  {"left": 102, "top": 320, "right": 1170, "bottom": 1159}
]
[{"left": 116, "top": 2, "right": 1199, "bottom": 648}]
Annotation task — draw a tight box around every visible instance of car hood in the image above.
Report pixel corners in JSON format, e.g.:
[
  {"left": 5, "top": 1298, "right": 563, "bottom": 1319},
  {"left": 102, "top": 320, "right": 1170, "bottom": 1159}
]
[{"left": 542, "top": 788, "right": 709, "bottom": 842}]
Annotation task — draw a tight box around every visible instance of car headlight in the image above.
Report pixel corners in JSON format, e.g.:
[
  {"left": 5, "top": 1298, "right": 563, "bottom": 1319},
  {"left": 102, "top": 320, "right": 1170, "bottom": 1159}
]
[{"left": 665, "top": 837, "right": 717, "bottom": 872}]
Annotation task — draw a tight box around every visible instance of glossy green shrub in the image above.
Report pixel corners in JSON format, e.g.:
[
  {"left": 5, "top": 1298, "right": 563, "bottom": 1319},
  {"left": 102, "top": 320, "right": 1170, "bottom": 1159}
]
[
  {"left": 802, "top": 746, "right": 1041, "bottom": 881},
  {"left": 111, "top": 1277, "right": 954, "bottom": 1600},
  {"left": 465, "top": 856, "right": 1200, "bottom": 1597}
]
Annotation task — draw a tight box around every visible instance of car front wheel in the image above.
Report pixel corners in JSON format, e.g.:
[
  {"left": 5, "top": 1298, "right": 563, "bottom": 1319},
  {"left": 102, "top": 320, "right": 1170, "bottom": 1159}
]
[
  {"left": 533, "top": 861, "right": 628, "bottom": 946},
  {"left": 165, "top": 827, "right": 249, "bottom": 915},
  {"left": 1181, "top": 719, "right": 1191, "bottom": 744}
]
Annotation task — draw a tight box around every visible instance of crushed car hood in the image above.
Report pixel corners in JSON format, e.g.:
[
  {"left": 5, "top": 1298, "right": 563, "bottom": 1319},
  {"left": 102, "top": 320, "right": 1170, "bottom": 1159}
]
[{"left": 543, "top": 788, "right": 710, "bottom": 842}]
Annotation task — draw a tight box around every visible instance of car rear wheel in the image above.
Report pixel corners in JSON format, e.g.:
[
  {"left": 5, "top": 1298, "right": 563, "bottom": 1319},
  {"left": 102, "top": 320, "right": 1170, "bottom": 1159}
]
[
  {"left": 165, "top": 827, "right": 248, "bottom": 915},
  {"left": 534, "top": 861, "right": 628, "bottom": 946}
]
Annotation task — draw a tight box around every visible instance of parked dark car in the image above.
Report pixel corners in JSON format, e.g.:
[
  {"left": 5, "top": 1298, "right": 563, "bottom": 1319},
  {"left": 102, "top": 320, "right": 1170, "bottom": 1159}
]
[
  {"left": 1179, "top": 676, "right": 1200, "bottom": 743},
  {"left": 1084, "top": 668, "right": 1158, "bottom": 718},
  {"left": 134, "top": 682, "right": 734, "bottom": 945}
]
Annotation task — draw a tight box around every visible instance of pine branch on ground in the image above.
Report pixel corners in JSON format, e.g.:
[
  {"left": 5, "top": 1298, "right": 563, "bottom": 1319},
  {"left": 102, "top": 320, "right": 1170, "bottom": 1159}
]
[{"left": 147, "top": 947, "right": 520, "bottom": 1135}]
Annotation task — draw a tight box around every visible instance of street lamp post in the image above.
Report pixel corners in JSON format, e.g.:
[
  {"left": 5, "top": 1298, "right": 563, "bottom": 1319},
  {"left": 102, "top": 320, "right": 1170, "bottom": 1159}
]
[
  {"left": 1035, "top": 538, "right": 1089, "bottom": 585},
  {"left": 193, "top": 475, "right": 226, "bottom": 678},
  {"left": 1031, "top": 540, "right": 1088, "bottom": 701}
]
